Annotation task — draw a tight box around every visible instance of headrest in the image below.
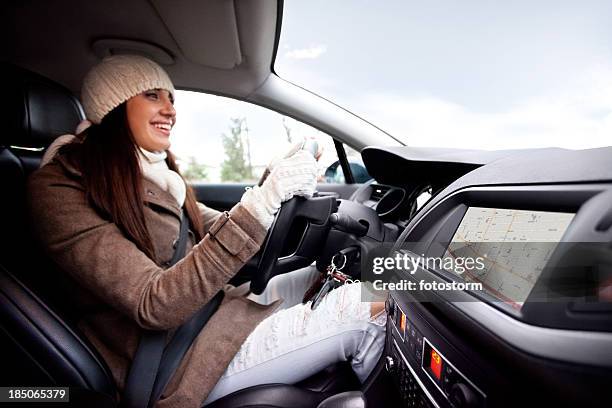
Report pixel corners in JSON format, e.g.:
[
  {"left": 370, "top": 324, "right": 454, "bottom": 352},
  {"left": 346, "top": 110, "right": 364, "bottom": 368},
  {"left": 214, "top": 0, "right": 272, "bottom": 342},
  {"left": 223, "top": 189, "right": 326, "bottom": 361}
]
[{"left": 3, "top": 64, "right": 84, "bottom": 149}]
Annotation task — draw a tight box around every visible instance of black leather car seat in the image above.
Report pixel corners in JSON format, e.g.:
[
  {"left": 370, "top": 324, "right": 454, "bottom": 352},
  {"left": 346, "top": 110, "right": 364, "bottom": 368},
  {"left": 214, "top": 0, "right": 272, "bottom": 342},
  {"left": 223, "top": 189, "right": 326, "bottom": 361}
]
[
  {"left": 0, "top": 63, "right": 358, "bottom": 408},
  {"left": 0, "top": 63, "right": 118, "bottom": 405},
  {"left": 2, "top": 62, "right": 84, "bottom": 269}
]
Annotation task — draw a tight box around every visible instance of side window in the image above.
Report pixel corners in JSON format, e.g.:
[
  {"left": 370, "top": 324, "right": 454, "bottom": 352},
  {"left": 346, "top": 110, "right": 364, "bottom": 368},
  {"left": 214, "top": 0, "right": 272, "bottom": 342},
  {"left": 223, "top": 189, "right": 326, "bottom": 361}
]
[
  {"left": 172, "top": 90, "right": 342, "bottom": 184},
  {"left": 323, "top": 144, "right": 372, "bottom": 184}
]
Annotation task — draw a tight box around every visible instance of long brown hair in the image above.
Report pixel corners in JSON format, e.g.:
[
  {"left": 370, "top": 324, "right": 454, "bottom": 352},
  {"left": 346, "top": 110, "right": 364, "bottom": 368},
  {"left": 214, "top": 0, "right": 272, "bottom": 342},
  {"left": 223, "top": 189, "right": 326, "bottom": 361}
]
[{"left": 61, "top": 103, "right": 204, "bottom": 262}]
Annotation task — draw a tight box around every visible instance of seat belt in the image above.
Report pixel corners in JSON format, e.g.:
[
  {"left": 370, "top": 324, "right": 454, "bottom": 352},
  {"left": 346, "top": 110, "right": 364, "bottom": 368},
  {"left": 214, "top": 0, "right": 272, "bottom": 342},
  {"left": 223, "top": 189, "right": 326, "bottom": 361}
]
[
  {"left": 122, "top": 212, "right": 223, "bottom": 408},
  {"left": 148, "top": 291, "right": 224, "bottom": 406}
]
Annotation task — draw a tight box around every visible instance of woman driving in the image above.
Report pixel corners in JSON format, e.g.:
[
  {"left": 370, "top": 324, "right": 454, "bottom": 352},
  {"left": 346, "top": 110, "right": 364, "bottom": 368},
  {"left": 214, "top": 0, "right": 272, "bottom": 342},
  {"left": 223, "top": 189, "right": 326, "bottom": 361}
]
[{"left": 28, "top": 55, "right": 385, "bottom": 407}]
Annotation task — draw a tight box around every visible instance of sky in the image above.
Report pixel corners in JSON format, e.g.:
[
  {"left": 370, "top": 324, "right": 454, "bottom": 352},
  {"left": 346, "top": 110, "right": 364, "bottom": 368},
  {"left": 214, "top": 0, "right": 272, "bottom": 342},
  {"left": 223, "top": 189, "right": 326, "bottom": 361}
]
[
  {"left": 275, "top": 0, "right": 612, "bottom": 150},
  {"left": 170, "top": 0, "right": 612, "bottom": 179}
]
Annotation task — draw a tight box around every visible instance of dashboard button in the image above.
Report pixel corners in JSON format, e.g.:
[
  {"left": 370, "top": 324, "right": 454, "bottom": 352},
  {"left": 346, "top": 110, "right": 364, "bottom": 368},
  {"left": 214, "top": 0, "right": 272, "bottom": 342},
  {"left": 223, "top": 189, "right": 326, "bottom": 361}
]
[
  {"left": 408, "top": 338, "right": 416, "bottom": 354},
  {"left": 385, "top": 356, "right": 396, "bottom": 373},
  {"left": 416, "top": 334, "right": 423, "bottom": 349},
  {"left": 450, "top": 383, "right": 480, "bottom": 408}
]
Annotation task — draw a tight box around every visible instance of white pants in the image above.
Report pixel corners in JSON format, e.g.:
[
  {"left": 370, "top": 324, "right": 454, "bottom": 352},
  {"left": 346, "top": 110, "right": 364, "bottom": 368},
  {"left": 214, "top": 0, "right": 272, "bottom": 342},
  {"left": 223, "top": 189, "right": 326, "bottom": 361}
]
[{"left": 203, "top": 266, "right": 387, "bottom": 405}]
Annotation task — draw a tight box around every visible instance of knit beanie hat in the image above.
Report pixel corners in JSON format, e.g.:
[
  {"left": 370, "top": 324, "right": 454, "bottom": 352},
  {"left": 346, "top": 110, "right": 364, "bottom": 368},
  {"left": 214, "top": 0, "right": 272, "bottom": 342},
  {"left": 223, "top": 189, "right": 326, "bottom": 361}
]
[{"left": 81, "top": 55, "right": 175, "bottom": 124}]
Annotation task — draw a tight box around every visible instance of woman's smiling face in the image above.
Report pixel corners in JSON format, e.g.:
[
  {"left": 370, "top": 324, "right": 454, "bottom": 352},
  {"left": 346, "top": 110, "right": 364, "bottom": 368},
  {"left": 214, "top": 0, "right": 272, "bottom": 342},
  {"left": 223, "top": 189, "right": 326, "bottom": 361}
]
[{"left": 126, "top": 89, "right": 176, "bottom": 152}]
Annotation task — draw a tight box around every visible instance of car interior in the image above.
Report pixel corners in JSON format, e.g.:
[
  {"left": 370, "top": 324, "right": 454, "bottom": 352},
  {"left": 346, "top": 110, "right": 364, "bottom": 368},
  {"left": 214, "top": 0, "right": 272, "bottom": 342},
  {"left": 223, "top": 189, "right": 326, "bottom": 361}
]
[{"left": 1, "top": 1, "right": 611, "bottom": 407}]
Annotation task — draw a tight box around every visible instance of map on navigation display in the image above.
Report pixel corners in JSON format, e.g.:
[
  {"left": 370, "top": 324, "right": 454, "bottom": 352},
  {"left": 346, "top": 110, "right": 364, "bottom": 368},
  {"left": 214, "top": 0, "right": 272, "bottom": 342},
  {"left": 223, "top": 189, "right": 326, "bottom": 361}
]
[{"left": 443, "top": 207, "right": 575, "bottom": 307}]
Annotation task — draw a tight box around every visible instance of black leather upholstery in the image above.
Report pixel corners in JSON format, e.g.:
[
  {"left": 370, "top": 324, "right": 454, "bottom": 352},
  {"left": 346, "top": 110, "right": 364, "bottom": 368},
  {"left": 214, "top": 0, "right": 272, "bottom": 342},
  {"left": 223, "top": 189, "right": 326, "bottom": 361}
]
[
  {"left": 0, "top": 266, "right": 116, "bottom": 395},
  {"left": 0, "top": 63, "right": 84, "bottom": 293},
  {"left": 3, "top": 63, "right": 83, "bottom": 150},
  {"left": 0, "top": 63, "right": 84, "bottom": 270},
  {"left": 315, "top": 391, "right": 366, "bottom": 408},
  {"left": 296, "top": 362, "right": 360, "bottom": 394},
  {"left": 205, "top": 384, "right": 331, "bottom": 408}
]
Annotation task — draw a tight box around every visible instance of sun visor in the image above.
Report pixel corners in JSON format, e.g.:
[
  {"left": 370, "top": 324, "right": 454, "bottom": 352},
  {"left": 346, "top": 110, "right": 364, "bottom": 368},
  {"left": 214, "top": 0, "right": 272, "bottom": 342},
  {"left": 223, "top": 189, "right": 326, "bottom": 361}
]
[{"left": 151, "top": 0, "right": 242, "bottom": 69}]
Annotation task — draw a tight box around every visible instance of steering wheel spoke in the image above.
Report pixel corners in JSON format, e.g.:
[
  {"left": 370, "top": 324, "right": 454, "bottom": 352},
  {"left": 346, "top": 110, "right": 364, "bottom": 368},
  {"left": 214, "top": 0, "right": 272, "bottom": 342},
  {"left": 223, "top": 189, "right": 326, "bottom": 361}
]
[{"left": 246, "top": 196, "right": 338, "bottom": 295}]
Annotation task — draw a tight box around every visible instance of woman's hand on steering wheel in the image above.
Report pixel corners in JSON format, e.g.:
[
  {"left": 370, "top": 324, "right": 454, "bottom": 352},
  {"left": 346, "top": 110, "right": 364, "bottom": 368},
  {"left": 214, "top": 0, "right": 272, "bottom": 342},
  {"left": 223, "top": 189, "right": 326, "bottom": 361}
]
[{"left": 241, "top": 150, "right": 318, "bottom": 230}]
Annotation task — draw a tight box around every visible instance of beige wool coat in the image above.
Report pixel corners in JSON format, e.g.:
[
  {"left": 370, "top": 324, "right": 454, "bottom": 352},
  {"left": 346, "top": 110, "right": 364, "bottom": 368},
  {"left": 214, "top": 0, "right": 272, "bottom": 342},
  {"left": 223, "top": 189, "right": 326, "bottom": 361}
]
[{"left": 28, "top": 155, "right": 280, "bottom": 407}]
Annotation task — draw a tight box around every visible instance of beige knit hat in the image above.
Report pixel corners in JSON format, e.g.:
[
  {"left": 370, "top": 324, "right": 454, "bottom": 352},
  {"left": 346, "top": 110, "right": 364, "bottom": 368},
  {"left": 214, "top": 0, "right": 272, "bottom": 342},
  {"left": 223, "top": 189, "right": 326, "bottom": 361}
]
[{"left": 81, "top": 55, "right": 175, "bottom": 124}]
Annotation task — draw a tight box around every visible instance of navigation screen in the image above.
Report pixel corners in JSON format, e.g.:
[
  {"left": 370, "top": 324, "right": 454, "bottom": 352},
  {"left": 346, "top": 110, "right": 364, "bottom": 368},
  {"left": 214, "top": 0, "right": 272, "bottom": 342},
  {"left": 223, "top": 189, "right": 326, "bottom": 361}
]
[{"left": 443, "top": 207, "right": 575, "bottom": 308}]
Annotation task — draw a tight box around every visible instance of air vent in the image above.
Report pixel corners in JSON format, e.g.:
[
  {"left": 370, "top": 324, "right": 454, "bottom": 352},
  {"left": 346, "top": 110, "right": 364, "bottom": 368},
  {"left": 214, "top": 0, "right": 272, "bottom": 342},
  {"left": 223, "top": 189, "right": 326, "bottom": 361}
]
[{"left": 370, "top": 184, "right": 391, "bottom": 201}]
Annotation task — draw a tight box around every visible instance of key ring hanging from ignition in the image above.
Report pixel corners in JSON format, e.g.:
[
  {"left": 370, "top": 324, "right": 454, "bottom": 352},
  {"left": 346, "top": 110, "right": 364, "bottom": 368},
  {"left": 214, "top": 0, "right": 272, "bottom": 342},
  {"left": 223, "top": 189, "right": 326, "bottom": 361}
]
[{"left": 331, "top": 253, "right": 347, "bottom": 271}]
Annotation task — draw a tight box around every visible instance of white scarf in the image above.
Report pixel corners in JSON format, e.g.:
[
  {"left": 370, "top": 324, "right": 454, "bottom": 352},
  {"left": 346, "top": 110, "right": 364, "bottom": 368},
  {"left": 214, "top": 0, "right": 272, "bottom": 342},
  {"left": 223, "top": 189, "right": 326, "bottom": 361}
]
[{"left": 138, "top": 148, "right": 186, "bottom": 207}]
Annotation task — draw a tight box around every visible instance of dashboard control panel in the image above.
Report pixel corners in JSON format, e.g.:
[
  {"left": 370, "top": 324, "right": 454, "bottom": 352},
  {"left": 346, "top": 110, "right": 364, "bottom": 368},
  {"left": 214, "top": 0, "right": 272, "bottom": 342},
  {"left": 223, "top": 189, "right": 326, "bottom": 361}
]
[
  {"left": 386, "top": 296, "right": 487, "bottom": 408},
  {"left": 388, "top": 341, "right": 436, "bottom": 408}
]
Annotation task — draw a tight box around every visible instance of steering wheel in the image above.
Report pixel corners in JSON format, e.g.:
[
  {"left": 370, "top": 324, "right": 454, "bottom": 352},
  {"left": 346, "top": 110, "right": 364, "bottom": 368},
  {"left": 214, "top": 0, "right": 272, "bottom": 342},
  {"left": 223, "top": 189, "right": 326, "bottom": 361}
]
[{"left": 247, "top": 195, "right": 337, "bottom": 295}]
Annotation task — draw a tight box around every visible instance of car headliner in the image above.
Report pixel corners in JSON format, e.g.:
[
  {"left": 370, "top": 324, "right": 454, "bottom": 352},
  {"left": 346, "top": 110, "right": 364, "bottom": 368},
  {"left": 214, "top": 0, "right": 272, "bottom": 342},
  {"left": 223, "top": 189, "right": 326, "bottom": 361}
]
[{"left": 4, "top": 0, "right": 277, "bottom": 98}]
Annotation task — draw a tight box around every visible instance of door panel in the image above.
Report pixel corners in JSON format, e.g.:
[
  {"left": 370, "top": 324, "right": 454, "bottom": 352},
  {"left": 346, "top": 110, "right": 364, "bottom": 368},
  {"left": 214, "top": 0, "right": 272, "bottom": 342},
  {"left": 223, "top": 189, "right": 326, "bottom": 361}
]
[
  {"left": 192, "top": 183, "right": 250, "bottom": 211},
  {"left": 192, "top": 182, "right": 363, "bottom": 211}
]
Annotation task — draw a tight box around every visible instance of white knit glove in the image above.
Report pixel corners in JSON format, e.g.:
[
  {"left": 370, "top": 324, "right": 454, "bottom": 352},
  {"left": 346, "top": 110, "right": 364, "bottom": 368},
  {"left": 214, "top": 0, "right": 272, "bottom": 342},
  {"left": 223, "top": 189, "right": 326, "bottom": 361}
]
[
  {"left": 241, "top": 150, "right": 318, "bottom": 229},
  {"left": 257, "top": 139, "right": 322, "bottom": 187}
]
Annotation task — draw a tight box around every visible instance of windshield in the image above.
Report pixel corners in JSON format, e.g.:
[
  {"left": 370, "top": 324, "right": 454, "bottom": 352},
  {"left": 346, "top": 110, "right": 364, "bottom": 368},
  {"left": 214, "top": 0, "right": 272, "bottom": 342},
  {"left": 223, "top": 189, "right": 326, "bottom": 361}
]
[{"left": 275, "top": 0, "right": 612, "bottom": 150}]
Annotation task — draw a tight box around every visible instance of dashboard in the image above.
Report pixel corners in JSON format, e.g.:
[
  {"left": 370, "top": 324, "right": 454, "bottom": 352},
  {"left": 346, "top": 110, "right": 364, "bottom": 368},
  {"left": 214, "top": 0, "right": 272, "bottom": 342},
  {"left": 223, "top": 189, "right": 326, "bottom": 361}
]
[{"left": 349, "top": 146, "right": 612, "bottom": 407}]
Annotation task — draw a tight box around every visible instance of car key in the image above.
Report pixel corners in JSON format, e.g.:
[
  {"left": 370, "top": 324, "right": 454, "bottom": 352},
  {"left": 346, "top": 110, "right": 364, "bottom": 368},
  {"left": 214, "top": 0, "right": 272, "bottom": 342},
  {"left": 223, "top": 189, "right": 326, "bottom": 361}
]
[
  {"left": 310, "top": 253, "right": 348, "bottom": 310},
  {"left": 302, "top": 272, "right": 327, "bottom": 304},
  {"left": 310, "top": 273, "right": 334, "bottom": 310}
]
